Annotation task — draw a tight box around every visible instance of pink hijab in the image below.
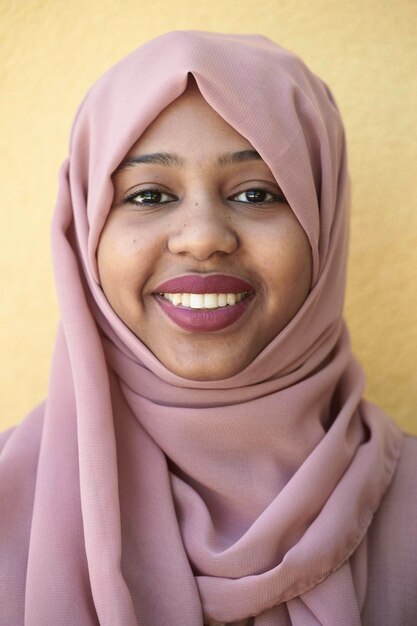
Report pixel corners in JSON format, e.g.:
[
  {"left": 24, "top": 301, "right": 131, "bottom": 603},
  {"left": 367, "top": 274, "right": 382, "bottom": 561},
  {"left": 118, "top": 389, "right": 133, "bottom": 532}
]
[{"left": 0, "top": 31, "right": 403, "bottom": 625}]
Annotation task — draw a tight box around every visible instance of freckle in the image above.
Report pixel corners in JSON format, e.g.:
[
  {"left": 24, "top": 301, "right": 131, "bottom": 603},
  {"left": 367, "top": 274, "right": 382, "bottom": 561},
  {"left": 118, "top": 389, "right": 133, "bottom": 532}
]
[
  {"left": 195, "top": 202, "right": 199, "bottom": 207},
  {"left": 132, "top": 239, "right": 136, "bottom": 243}
]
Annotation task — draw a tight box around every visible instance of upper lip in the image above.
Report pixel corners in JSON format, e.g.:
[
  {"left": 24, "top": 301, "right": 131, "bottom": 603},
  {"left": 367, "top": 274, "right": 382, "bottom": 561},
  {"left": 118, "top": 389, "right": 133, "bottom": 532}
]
[{"left": 154, "top": 274, "right": 255, "bottom": 294}]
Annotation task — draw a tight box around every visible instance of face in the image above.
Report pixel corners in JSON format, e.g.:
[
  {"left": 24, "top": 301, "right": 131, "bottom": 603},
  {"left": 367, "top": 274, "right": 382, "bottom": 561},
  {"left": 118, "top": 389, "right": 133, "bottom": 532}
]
[{"left": 97, "top": 82, "right": 312, "bottom": 380}]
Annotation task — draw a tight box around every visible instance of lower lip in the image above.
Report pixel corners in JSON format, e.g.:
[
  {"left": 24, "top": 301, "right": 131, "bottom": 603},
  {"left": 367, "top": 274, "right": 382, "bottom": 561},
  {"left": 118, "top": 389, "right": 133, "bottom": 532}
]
[{"left": 154, "top": 294, "right": 255, "bottom": 332}]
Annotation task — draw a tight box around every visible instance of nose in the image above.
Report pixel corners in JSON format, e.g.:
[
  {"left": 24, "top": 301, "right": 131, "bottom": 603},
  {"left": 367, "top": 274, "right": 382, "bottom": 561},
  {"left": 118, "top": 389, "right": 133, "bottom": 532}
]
[{"left": 167, "top": 199, "right": 239, "bottom": 260}]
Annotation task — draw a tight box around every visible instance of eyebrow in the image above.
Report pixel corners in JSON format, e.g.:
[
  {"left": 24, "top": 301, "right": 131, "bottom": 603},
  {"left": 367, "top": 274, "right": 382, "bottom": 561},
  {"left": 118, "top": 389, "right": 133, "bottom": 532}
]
[
  {"left": 114, "top": 149, "right": 262, "bottom": 174},
  {"left": 115, "top": 152, "right": 185, "bottom": 173},
  {"left": 217, "top": 149, "right": 262, "bottom": 166}
]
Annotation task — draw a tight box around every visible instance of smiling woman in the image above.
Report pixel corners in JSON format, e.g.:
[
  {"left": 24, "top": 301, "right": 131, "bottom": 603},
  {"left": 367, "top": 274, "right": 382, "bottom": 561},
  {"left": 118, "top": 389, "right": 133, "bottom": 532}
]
[
  {"left": 98, "top": 80, "right": 312, "bottom": 380},
  {"left": 0, "top": 31, "right": 416, "bottom": 626}
]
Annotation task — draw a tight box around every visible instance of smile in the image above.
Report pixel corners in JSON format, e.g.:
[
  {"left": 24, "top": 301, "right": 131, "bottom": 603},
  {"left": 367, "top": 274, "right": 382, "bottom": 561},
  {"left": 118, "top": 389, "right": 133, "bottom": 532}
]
[
  {"left": 159, "top": 292, "right": 250, "bottom": 309},
  {"left": 153, "top": 274, "right": 256, "bottom": 332},
  {"left": 154, "top": 292, "right": 255, "bottom": 332}
]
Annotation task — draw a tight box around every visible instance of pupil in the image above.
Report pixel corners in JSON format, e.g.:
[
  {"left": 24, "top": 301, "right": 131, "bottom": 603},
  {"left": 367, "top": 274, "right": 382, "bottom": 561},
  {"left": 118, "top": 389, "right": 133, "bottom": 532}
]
[
  {"left": 142, "top": 191, "right": 160, "bottom": 203},
  {"left": 247, "top": 190, "right": 266, "bottom": 202}
]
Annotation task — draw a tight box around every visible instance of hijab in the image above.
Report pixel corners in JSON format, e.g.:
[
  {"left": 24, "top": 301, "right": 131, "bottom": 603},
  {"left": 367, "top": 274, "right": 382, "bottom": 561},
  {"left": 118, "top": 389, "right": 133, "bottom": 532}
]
[{"left": 0, "top": 31, "right": 403, "bottom": 625}]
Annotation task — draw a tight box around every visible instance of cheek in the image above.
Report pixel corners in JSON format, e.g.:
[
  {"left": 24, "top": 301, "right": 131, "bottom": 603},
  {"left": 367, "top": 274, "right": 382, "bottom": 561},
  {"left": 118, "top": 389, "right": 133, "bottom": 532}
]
[
  {"left": 282, "top": 232, "right": 312, "bottom": 289},
  {"left": 255, "top": 221, "right": 312, "bottom": 310},
  {"left": 97, "top": 218, "right": 158, "bottom": 302}
]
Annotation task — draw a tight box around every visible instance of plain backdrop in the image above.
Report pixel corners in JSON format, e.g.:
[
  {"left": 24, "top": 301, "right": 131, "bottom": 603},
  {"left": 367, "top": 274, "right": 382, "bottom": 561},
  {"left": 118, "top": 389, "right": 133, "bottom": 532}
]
[{"left": 0, "top": 0, "right": 416, "bottom": 433}]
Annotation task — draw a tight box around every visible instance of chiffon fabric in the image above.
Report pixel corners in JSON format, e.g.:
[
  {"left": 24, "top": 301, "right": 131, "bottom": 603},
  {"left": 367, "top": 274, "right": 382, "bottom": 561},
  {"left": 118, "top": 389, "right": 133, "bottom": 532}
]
[{"left": 0, "top": 31, "right": 403, "bottom": 625}]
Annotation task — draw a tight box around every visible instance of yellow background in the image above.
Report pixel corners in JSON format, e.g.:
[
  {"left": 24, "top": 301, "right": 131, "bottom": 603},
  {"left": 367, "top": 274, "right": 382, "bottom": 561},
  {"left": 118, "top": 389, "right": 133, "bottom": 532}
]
[{"left": 1, "top": 0, "right": 416, "bottom": 433}]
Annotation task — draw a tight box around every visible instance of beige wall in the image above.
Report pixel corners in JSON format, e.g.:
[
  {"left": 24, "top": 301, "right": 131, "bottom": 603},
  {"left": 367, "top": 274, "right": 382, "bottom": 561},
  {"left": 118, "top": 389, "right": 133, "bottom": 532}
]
[{"left": 1, "top": 0, "right": 416, "bottom": 433}]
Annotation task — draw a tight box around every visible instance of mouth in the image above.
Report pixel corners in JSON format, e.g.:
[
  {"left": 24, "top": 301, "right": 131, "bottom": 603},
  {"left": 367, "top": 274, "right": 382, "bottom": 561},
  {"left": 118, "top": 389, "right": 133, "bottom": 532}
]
[{"left": 152, "top": 274, "right": 256, "bottom": 332}]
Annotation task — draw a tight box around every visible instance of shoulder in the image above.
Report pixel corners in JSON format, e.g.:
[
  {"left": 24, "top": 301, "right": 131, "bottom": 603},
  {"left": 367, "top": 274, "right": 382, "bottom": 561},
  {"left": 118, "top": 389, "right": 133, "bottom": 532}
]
[
  {"left": 0, "top": 402, "right": 45, "bottom": 528},
  {"left": 0, "top": 402, "right": 44, "bottom": 462},
  {"left": 0, "top": 402, "right": 45, "bottom": 511},
  {"left": 363, "top": 434, "right": 417, "bottom": 625},
  {"left": 372, "top": 433, "right": 417, "bottom": 517},
  {"left": 0, "top": 403, "right": 45, "bottom": 617},
  {"left": 373, "top": 433, "right": 417, "bottom": 523}
]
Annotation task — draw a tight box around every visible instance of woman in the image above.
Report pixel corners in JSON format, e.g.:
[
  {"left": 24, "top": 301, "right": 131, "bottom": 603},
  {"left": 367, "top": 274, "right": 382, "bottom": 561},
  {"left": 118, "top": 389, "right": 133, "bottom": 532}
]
[{"left": 0, "top": 31, "right": 415, "bottom": 625}]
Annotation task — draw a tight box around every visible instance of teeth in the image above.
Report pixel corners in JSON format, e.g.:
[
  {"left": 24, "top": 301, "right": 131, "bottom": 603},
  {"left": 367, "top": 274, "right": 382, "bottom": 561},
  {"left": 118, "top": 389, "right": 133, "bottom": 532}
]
[
  {"left": 160, "top": 292, "right": 249, "bottom": 309},
  {"left": 189, "top": 294, "right": 204, "bottom": 309},
  {"left": 203, "top": 294, "right": 218, "bottom": 308}
]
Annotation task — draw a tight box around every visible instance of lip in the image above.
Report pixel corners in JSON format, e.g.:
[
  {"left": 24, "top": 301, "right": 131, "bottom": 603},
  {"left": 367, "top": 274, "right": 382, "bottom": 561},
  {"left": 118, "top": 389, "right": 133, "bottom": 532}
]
[
  {"left": 154, "top": 292, "right": 255, "bottom": 332},
  {"left": 154, "top": 273, "right": 255, "bottom": 294}
]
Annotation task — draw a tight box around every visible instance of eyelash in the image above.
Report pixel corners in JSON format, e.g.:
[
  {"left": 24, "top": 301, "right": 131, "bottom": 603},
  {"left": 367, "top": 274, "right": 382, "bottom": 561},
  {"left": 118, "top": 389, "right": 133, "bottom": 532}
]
[
  {"left": 123, "top": 187, "right": 286, "bottom": 207},
  {"left": 124, "top": 189, "right": 175, "bottom": 205}
]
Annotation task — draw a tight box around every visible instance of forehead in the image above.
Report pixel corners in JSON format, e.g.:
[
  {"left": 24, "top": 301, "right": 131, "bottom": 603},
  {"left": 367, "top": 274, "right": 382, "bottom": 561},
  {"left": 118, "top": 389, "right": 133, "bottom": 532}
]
[{"left": 123, "top": 83, "right": 255, "bottom": 162}]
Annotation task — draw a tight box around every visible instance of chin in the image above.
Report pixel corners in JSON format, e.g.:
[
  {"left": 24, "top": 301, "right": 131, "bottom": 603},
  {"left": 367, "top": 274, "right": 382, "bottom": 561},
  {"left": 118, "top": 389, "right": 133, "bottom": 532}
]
[{"left": 159, "top": 352, "right": 248, "bottom": 381}]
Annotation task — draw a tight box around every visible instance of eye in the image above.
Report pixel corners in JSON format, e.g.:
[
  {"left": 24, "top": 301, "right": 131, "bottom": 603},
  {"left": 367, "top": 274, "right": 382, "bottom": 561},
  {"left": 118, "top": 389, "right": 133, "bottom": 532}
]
[
  {"left": 230, "top": 188, "right": 285, "bottom": 204},
  {"left": 124, "top": 189, "right": 176, "bottom": 205}
]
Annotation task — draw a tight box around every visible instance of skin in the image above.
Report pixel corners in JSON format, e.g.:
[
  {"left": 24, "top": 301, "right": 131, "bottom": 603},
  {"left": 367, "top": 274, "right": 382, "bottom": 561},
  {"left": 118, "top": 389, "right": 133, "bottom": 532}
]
[{"left": 97, "top": 82, "right": 312, "bottom": 380}]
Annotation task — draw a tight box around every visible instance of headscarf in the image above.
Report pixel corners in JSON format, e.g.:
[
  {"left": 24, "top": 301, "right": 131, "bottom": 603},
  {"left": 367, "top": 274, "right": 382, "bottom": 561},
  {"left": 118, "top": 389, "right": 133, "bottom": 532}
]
[{"left": 0, "top": 31, "right": 403, "bottom": 625}]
